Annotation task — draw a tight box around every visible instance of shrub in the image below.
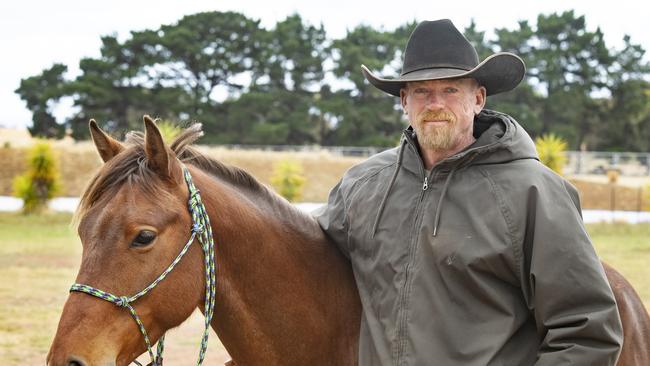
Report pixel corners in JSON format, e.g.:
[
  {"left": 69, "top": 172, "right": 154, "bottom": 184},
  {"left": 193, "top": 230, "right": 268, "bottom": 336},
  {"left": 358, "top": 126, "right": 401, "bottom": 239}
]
[
  {"left": 157, "top": 120, "right": 182, "bottom": 143},
  {"left": 12, "top": 141, "right": 61, "bottom": 214},
  {"left": 535, "top": 133, "right": 568, "bottom": 175},
  {"left": 270, "top": 160, "right": 306, "bottom": 202}
]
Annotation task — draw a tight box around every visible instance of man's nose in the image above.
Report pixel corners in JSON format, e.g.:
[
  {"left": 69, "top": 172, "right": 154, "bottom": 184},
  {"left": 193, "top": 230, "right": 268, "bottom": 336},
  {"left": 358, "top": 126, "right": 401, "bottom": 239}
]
[{"left": 424, "top": 92, "right": 445, "bottom": 108}]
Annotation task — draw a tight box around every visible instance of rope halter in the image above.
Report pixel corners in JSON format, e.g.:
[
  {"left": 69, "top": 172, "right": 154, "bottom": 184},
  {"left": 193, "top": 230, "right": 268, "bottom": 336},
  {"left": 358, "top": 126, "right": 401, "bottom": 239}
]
[{"left": 70, "top": 166, "right": 217, "bottom": 366}]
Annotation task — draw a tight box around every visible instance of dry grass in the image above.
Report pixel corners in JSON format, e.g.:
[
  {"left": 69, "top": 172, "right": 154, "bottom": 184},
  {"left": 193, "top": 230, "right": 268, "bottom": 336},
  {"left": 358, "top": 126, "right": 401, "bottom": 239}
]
[
  {"left": 570, "top": 178, "right": 650, "bottom": 211},
  {"left": 198, "top": 147, "right": 362, "bottom": 202},
  {"left": 2, "top": 145, "right": 649, "bottom": 210},
  {"left": 0, "top": 147, "right": 28, "bottom": 196},
  {"left": 0, "top": 144, "right": 362, "bottom": 203}
]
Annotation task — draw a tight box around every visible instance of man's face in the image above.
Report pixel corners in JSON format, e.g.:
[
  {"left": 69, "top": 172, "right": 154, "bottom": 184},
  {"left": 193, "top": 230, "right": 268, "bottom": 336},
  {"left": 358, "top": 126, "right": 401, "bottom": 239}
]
[{"left": 400, "top": 78, "right": 486, "bottom": 153}]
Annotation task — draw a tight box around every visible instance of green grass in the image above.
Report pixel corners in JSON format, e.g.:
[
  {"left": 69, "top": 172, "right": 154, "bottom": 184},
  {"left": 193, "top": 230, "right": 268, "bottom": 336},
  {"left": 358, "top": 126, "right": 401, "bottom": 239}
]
[
  {"left": 0, "top": 213, "right": 648, "bottom": 364},
  {"left": 588, "top": 223, "right": 650, "bottom": 308},
  {"left": 0, "top": 212, "right": 80, "bottom": 364}
]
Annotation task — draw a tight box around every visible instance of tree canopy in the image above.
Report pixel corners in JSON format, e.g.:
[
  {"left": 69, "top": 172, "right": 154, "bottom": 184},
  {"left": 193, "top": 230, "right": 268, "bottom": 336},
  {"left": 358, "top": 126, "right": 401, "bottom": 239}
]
[{"left": 15, "top": 11, "right": 650, "bottom": 151}]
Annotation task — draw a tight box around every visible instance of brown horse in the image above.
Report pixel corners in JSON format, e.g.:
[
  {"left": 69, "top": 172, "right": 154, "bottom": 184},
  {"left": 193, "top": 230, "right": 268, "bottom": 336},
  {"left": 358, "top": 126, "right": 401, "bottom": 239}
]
[
  {"left": 48, "top": 117, "right": 649, "bottom": 365},
  {"left": 603, "top": 262, "right": 650, "bottom": 365},
  {"left": 47, "top": 116, "right": 361, "bottom": 366}
]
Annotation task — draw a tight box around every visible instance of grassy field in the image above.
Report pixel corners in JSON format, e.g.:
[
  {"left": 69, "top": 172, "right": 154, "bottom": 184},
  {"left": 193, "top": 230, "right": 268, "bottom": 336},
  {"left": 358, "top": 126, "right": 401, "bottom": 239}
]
[{"left": 0, "top": 212, "right": 648, "bottom": 364}]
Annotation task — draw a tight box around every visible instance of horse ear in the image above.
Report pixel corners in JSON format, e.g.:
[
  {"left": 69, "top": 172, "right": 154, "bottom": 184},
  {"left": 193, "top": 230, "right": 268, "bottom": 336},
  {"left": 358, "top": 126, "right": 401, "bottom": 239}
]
[
  {"left": 143, "top": 115, "right": 181, "bottom": 182},
  {"left": 89, "top": 119, "right": 124, "bottom": 163}
]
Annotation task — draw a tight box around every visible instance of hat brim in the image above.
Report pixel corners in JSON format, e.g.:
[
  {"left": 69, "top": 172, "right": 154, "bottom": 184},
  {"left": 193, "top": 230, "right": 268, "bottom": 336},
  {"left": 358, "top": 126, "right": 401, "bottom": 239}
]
[{"left": 362, "top": 52, "right": 525, "bottom": 97}]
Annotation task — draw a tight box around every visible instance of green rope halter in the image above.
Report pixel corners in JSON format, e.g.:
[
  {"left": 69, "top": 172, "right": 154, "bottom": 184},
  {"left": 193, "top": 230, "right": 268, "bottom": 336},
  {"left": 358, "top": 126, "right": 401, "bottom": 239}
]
[{"left": 70, "top": 166, "right": 217, "bottom": 366}]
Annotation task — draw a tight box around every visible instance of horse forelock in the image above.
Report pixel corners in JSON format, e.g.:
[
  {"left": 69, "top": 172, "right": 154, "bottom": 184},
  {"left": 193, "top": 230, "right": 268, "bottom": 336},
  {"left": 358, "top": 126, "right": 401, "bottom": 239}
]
[{"left": 73, "top": 143, "right": 175, "bottom": 228}]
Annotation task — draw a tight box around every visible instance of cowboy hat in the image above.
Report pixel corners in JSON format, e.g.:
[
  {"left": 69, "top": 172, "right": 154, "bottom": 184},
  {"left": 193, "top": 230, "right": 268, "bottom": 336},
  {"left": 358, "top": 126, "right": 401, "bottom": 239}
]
[{"left": 362, "top": 19, "right": 526, "bottom": 96}]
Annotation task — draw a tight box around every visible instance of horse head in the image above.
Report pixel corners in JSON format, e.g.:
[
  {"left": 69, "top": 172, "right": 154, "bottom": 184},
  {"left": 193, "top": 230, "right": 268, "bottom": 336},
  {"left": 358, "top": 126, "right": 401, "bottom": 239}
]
[{"left": 47, "top": 116, "right": 207, "bottom": 366}]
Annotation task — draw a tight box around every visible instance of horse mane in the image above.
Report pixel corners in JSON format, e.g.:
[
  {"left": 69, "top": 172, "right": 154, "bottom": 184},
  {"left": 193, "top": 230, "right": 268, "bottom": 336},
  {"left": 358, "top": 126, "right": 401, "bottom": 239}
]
[
  {"left": 74, "top": 124, "right": 310, "bottom": 231},
  {"left": 170, "top": 125, "right": 266, "bottom": 194}
]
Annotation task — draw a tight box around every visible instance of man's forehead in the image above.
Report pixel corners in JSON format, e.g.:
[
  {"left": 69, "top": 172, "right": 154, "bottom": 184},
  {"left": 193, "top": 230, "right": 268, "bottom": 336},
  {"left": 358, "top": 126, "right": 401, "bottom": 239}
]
[{"left": 406, "top": 78, "right": 477, "bottom": 88}]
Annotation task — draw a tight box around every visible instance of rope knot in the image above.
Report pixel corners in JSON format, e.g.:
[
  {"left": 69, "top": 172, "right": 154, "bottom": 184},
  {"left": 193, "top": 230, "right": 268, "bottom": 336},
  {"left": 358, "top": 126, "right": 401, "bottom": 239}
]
[
  {"left": 116, "top": 296, "right": 130, "bottom": 308},
  {"left": 189, "top": 187, "right": 201, "bottom": 200},
  {"left": 192, "top": 222, "right": 204, "bottom": 234}
]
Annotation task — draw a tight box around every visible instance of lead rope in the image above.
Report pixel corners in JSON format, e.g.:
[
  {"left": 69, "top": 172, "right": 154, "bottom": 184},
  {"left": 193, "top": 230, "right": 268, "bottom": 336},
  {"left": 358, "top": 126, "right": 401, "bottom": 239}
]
[
  {"left": 70, "top": 166, "right": 216, "bottom": 366},
  {"left": 184, "top": 167, "right": 217, "bottom": 365}
]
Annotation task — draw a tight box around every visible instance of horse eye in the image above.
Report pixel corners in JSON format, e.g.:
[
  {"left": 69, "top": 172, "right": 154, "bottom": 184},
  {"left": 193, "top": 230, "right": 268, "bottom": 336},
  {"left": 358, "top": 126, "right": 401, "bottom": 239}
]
[{"left": 132, "top": 230, "right": 156, "bottom": 247}]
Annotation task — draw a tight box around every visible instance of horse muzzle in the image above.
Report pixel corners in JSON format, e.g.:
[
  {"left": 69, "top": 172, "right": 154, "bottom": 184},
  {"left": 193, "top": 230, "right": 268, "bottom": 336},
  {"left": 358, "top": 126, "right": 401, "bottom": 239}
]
[{"left": 46, "top": 352, "right": 117, "bottom": 366}]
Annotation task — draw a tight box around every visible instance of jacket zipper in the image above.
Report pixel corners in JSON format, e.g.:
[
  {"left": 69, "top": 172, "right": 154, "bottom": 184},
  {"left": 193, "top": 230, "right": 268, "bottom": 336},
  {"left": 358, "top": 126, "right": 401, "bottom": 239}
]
[
  {"left": 395, "top": 166, "right": 435, "bottom": 365},
  {"left": 395, "top": 129, "right": 479, "bottom": 364}
]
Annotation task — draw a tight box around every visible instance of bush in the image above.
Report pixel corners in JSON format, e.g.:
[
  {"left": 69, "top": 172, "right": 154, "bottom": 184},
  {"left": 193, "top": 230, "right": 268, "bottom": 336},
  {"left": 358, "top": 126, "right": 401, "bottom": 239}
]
[
  {"left": 157, "top": 120, "right": 182, "bottom": 143},
  {"left": 535, "top": 133, "right": 568, "bottom": 175},
  {"left": 270, "top": 160, "right": 306, "bottom": 202},
  {"left": 12, "top": 141, "right": 61, "bottom": 214}
]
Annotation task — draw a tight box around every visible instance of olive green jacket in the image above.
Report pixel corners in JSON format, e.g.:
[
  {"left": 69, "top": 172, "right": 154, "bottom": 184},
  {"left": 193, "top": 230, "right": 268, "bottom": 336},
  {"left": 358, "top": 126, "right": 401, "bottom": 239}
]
[{"left": 314, "top": 110, "right": 623, "bottom": 365}]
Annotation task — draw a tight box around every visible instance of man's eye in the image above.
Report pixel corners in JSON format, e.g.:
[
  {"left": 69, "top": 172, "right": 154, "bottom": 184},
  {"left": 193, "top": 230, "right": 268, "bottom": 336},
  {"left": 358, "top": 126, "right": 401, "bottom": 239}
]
[
  {"left": 132, "top": 230, "right": 156, "bottom": 247},
  {"left": 445, "top": 87, "right": 458, "bottom": 93}
]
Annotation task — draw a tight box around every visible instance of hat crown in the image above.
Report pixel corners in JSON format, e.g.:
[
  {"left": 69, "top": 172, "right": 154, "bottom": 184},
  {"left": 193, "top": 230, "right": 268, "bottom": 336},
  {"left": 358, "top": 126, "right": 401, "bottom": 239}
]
[{"left": 401, "top": 19, "right": 479, "bottom": 76}]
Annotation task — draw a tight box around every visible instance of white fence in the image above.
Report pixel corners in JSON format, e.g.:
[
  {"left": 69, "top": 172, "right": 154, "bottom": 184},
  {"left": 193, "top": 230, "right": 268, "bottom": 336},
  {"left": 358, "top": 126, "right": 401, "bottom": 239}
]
[
  {"left": 221, "top": 144, "right": 389, "bottom": 157},
  {"left": 566, "top": 151, "right": 650, "bottom": 176},
  {"left": 2, "top": 196, "right": 649, "bottom": 223},
  {"left": 221, "top": 145, "right": 650, "bottom": 176}
]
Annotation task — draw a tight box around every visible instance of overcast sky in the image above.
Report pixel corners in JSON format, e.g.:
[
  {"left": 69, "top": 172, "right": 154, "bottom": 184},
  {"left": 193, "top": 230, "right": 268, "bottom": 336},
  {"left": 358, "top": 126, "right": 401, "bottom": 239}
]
[{"left": 1, "top": 0, "right": 647, "bottom": 129}]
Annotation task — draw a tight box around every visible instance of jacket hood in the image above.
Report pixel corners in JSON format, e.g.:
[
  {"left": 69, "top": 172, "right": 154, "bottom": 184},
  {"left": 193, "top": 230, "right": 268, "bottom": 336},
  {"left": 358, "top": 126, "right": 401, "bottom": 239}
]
[{"left": 468, "top": 109, "right": 539, "bottom": 165}]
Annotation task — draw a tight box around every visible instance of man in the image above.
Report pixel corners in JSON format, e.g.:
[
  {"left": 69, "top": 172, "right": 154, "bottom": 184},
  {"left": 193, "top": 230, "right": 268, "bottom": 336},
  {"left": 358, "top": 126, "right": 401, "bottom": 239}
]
[{"left": 313, "top": 19, "right": 623, "bottom": 365}]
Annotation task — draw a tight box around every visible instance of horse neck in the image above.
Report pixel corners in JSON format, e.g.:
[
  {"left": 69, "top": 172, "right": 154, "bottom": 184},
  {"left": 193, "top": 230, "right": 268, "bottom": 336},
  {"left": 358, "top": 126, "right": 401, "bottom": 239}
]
[{"left": 191, "top": 167, "right": 360, "bottom": 365}]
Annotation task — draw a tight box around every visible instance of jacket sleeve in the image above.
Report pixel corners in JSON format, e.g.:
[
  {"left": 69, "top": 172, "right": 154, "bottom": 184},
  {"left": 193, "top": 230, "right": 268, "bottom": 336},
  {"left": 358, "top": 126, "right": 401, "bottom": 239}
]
[
  {"left": 520, "top": 179, "right": 623, "bottom": 365},
  {"left": 312, "top": 179, "right": 351, "bottom": 259}
]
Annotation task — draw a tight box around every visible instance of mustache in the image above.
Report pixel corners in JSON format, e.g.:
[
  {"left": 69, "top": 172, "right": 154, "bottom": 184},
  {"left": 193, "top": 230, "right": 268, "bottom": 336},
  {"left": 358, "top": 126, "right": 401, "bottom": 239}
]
[{"left": 416, "top": 109, "right": 457, "bottom": 124}]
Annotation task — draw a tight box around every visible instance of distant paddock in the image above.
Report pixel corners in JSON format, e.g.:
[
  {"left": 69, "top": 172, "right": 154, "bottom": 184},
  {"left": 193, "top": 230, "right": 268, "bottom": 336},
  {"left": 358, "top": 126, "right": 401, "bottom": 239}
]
[{"left": 1, "top": 144, "right": 649, "bottom": 209}]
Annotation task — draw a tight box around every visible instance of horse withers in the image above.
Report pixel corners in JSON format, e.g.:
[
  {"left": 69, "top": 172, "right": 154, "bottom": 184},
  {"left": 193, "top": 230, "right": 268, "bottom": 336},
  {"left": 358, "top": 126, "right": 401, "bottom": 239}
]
[
  {"left": 46, "top": 116, "right": 361, "bottom": 366},
  {"left": 47, "top": 117, "right": 649, "bottom": 365}
]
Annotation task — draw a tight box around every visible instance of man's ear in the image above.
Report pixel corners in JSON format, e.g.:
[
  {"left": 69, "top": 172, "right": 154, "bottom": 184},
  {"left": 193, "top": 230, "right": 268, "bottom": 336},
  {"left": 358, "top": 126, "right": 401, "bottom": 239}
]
[
  {"left": 400, "top": 87, "right": 409, "bottom": 115},
  {"left": 89, "top": 119, "right": 124, "bottom": 163},
  {"left": 474, "top": 86, "right": 487, "bottom": 115}
]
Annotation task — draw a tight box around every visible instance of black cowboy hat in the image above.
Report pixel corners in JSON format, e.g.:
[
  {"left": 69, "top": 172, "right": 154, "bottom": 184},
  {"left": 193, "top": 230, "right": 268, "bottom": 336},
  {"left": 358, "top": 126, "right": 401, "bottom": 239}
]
[{"left": 362, "top": 19, "right": 526, "bottom": 96}]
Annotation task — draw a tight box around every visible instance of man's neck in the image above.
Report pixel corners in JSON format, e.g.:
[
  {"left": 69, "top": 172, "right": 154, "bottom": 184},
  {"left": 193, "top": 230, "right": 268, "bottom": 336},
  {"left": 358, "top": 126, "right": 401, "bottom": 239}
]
[{"left": 418, "top": 135, "right": 476, "bottom": 170}]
